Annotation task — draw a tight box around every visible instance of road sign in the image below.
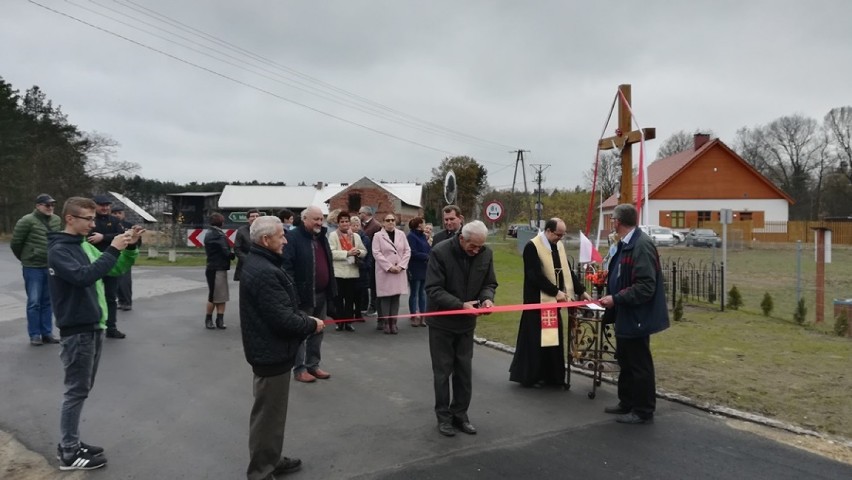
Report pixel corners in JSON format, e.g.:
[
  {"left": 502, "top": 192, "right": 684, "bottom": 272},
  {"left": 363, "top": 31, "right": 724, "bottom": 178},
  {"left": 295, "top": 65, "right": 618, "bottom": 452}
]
[
  {"left": 186, "top": 229, "right": 237, "bottom": 247},
  {"left": 484, "top": 200, "right": 504, "bottom": 222},
  {"left": 229, "top": 211, "right": 247, "bottom": 222}
]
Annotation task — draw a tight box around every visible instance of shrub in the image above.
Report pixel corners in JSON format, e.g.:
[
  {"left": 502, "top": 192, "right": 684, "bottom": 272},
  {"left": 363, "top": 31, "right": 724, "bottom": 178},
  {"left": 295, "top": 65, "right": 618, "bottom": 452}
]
[
  {"left": 727, "top": 285, "right": 743, "bottom": 310},
  {"left": 673, "top": 296, "right": 684, "bottom": 322},
  {"left": 793, "top": 298, "right": 807, "bottom": 325},
  {"left": 708, "top": 287, "right": 716, "bottom": 304},
  {"left": 760, "top": 292, "right": 773, "bottom": 316},
  {"left": 834, "top": 311, "right": 849, "bottom": 337}
]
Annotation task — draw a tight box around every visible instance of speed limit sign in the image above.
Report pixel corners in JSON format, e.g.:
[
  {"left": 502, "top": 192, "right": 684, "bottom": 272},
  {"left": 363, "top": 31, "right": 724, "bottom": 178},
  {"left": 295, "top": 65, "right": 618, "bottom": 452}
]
[{"left": 484, "top": 200, "right": 504, "bottom": 222}]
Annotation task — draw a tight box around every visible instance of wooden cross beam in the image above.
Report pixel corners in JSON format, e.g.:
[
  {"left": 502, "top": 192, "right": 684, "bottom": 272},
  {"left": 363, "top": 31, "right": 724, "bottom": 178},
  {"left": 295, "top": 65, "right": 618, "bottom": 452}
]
[{"left": 597, "top": 84, "right": 656, "bottom": 205}]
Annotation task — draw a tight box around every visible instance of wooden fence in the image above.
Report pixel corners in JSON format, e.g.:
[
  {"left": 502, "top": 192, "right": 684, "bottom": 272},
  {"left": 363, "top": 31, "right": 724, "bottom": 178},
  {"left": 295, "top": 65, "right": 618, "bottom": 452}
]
[{"left": 701, "top": 220, "right": 852, "bottom": 245}]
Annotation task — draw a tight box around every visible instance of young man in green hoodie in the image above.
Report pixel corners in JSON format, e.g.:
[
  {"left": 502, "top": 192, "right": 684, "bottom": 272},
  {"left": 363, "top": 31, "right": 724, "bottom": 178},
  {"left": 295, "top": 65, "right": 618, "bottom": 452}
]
[{"left": 47, "top": 197, "right": 142, "bottom": 470}]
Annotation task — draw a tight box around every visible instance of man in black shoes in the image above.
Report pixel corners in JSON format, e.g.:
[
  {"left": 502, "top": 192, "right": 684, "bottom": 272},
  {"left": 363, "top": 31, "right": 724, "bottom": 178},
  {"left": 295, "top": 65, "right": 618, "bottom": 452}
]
[
  {"left": 112, "top": 204, "right": 136, "bottom": 311},
  {"left": 240, "top": 216, "right": 324, "bottom": 479},
  {"left": 88, "top": 194, "right": 127, "bottom": 339},
  {"left": 48, "top": 197, "right": 141, "bottom": 470},
  {"left": 599, "top": 204, "right": 669, "bottom": 425},
  {"left": 425, "top": 220, "right": 497, "bottom": 437}
]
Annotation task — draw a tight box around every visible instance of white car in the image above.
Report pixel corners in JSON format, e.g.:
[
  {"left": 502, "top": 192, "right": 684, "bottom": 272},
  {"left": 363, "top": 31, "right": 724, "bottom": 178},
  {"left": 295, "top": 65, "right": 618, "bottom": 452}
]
[{"left": 639, "top": 225, "right": 677, "bottom": 246}]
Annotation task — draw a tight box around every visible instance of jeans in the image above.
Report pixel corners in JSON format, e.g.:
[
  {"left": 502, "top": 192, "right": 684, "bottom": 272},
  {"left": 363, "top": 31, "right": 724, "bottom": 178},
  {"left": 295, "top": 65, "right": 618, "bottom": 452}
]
[
  {"left": 23, "top": 267, "right": 53, "bottom": 338},
  {"left": 294, "top": 290, "right": 327, "bottom": 375},
  {"left": 60, "top": 330, "right": 104, "bottom": 453},
  {"left": 408, "top": 278, "right": 427, "bottom": 315}
]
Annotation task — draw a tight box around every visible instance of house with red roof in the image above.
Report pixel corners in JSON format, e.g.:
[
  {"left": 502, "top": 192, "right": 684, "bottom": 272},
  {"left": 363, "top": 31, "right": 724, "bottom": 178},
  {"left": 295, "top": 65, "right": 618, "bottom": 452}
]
[{"left": 601, "top": 134, "right": 793, "bottom": 229}]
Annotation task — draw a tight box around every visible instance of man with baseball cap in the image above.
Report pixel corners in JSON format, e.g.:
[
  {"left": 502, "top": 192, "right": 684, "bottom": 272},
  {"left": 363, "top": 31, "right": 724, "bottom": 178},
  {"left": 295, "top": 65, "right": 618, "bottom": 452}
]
[
  {"left": 12, "top": 193, "right": 62, "bottom": 345},
  {"left": 88, "top": 195, "right": 127, "bottom": 338}
]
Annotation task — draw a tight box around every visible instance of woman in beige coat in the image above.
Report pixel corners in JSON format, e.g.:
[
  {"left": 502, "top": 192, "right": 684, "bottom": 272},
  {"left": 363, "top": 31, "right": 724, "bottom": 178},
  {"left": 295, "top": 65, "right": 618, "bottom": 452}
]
[{"left": 328, "top": 211, "right": 367, "bottom": 331}]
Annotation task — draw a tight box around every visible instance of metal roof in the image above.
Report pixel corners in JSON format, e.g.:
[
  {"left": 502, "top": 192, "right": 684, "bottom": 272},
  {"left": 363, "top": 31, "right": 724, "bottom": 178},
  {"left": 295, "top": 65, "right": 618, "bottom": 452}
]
[
  {"left": 108, "top": 191, "right": 158, "bottom": 222},
  {"left": 217, "top": 184, "right": 347, "bottom": 215}
]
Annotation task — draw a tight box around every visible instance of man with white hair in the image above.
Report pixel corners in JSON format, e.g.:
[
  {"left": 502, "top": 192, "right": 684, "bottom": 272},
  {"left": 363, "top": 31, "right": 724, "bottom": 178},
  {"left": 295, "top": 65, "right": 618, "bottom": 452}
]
[
  {"left": 425, "top": 220, "right": 497, "bottom": 437},
  {"left": 240, "top": 215, "right": 325, "bottom": 479},
  {"left": 283, "top": 206, "right": 337, "bottom": 383}
]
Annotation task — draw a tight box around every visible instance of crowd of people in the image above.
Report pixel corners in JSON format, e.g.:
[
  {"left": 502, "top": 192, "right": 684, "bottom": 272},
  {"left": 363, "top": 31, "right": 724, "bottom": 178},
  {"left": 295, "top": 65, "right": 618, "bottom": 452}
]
[{"left": 12, "top": 195, "right": 668, "bottom": 475}]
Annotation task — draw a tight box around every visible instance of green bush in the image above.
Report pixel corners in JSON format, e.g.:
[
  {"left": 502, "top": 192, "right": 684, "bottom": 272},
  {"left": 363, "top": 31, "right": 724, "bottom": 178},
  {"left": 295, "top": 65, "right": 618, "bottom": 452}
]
[
  {"left": 760, "top": 292, "right": 774, "bottom": 316},
  {"left": 727, "top": 285, "right": 743, "bottom": 310},
  {"left": 673, "top": 296, "right": 684, "bottom": 322},
  {"left": 708, "top": 287, "right": 716, "bottom": 304},
  {"left": 793, "top": 298, "right": 807, "bottom": 325},
  {"left": 834, "top": 311, "right": 849, "bottom": 337}
]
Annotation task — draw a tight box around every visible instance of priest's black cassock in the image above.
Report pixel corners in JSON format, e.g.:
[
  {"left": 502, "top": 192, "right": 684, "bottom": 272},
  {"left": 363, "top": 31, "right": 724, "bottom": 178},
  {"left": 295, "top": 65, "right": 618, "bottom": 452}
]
[{"left": 509, "top": 239, "right": 586, "bottom": 387}]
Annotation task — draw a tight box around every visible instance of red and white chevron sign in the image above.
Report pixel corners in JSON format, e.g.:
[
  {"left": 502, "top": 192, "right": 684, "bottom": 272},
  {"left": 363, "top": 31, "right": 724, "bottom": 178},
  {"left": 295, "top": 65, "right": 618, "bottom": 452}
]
[{"left": 186, "top": 229, "right": 237, "bottom": 247}]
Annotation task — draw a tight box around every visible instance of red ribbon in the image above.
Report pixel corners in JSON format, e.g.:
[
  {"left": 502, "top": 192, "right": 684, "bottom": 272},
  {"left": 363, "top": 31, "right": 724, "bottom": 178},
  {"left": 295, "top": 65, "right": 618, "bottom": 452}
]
[{"left": 323, "top": 300, "right": 595, "bottom": 324}]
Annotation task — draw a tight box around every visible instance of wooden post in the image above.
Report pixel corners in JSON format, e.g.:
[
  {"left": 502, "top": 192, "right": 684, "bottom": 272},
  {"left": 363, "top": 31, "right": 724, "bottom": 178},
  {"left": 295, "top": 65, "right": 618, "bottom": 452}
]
[{"left": 598, "top": 84, "right": 656, "bottom": 206}]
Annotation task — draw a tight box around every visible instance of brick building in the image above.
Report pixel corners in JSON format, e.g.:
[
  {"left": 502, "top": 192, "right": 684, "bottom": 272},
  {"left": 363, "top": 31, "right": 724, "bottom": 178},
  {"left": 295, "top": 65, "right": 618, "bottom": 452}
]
[{"left": 326, "top": 177, "right": 423, "bottom": 224}]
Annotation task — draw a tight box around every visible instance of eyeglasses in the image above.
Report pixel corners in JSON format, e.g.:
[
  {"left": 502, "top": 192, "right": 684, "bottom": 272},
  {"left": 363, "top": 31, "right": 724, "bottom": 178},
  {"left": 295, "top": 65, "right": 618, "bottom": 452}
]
[
  {"left": 71, "top": 214, "right": 96, "bottom": 222},
  {"left": 384, "top": 219, "right": 395, "bottom": 222}
]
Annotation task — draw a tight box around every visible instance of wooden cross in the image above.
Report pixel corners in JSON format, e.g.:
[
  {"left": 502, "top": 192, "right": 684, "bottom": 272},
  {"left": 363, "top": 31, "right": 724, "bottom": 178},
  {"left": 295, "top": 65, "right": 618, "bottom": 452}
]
[{"left": 598, "top": 84, "right": 656, "bottom": 205}]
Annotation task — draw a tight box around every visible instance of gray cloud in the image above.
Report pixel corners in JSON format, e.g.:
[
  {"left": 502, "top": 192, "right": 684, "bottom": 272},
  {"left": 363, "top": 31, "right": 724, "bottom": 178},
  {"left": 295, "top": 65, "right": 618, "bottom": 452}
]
[{"left": 2, "top": 0, "right": 850, "bottom": 191}]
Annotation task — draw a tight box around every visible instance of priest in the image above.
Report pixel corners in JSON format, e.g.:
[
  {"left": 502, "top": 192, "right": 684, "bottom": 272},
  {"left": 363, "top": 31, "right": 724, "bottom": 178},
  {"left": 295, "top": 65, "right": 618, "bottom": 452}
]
[{"left": 509, "top": 218, "right": 590, "bottom": 388}]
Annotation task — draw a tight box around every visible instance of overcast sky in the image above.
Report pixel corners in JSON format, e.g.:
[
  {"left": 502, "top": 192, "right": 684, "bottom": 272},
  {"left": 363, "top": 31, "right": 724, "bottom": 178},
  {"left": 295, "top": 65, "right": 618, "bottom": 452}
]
[{"left": 3, "top": 1, "right": 850, "bottom": 191}]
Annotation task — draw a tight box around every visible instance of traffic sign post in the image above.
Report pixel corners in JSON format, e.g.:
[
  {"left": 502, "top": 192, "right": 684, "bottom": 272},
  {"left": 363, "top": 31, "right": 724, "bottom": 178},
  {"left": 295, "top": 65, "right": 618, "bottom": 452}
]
[{"left": 484, "top": 200, "right": 504, "bottom": 232}]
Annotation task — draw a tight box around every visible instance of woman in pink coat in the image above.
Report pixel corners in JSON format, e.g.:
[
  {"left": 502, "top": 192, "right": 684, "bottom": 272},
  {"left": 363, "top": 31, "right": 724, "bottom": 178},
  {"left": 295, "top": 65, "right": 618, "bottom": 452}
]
[{"left": 372, "top": 213, "right": 411, "bottom": 334}]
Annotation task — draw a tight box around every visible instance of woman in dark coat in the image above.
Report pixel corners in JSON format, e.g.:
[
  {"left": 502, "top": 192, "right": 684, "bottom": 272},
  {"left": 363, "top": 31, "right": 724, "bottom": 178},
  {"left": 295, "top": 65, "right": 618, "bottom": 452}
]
[{"left": 406, "top": 217, "right": 431, "bottom": 327}]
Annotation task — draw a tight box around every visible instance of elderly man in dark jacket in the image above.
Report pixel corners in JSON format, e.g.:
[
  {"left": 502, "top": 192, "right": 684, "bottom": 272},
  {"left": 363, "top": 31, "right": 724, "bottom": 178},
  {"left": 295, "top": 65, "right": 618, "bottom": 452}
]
[
  {"left": 283, "top": 206, "right": 337, "bottom": 383},
  {"left": 425, "top": 220, "right": 497, "bottom": 437},
  {"left": 599, "top": 204, "right": 669, "bottom": 425},
  {"left": 240, "top": 215, "right": 325, "bottom": 480}
]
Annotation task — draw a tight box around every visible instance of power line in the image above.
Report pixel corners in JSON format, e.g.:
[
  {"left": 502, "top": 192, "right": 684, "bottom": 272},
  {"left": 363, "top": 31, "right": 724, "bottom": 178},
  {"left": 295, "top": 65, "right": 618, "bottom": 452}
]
[
  {"left": 29, "top": 0, "right": 460, "bottom": 155},
  {"left": 73, "top": 0, "right": 512, "bottom": 153},
  {"left": 105, "top": 0, "right": 518, "bottom": 153}
]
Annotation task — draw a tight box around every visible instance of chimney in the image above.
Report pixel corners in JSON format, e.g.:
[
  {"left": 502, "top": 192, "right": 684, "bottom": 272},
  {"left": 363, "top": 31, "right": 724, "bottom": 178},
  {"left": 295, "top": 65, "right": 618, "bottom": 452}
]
[
  {"left": 694, "top": 133, "right": 711, "bottom": 151},
  {"left": 315, "top": 181, "right": 324, "bottom": 190}
]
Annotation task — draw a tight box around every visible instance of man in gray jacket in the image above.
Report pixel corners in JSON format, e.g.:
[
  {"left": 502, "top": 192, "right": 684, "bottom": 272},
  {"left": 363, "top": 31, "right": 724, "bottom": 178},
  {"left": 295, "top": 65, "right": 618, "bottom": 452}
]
[{"left": 425, "top": 220, "right": 497, "bottom": 437}]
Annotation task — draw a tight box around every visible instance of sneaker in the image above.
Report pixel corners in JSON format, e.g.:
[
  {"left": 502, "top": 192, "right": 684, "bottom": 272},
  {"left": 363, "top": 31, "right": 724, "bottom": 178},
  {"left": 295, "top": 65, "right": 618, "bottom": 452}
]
[
  {"left": 30, "top": 336, "right": 43, "bottom": 346},
  {"left": 343, "top": 323, "right": 355, "bottom": 332},
  {"left": 42, "top": 335, "right": 60, "bottom": 344},
  {"left": 105, "top": 329, "right": 126, "bottom": 339},
  {"left": 56, "top": 442, "right": 104, "bottom": 460},
  {"left": 272, "top": 456, "right": 302, "bottom": 475},
  {"left": 58, "top": 447, "right": 107, "bottom": 470}
]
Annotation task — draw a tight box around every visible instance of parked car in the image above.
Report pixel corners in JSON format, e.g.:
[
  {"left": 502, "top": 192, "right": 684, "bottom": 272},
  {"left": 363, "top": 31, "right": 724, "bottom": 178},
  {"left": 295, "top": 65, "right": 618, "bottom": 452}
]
[
  {"left": 639, "top": 225, "right": 677, "bottom": 247},
  {"left": 685, "top": 228, "right": 722, "bottom": 247},
  {"left": 507, "top": 224, "right": 538, "bottom": 238}
]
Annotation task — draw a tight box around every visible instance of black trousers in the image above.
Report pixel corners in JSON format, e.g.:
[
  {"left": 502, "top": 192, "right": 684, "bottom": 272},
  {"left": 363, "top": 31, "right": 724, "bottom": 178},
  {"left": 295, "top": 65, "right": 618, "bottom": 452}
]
[
  {"left": 102, "top": 276, "right": 119, "bottom": 331},
  {"left": 117, "top": 270, "right": 132, "bottom": 306},
  {"left": 334, "top": 278, "right": 358, "bottom": 320},
  {"left": 615, "top": 335, "right": 656, "bottom": 418},
  {"left": 428, "top": 327, "right": 474, "bottom": 424}
]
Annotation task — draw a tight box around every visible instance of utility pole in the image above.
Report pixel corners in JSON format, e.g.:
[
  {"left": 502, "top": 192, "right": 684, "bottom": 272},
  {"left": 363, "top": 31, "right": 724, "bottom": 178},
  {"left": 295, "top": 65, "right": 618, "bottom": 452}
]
[
  {"left": 509, "top": 150, "right": 533, "bottom": 228},
  {"left": 531, "top": 163, "right": 550, "bottom": 229}
]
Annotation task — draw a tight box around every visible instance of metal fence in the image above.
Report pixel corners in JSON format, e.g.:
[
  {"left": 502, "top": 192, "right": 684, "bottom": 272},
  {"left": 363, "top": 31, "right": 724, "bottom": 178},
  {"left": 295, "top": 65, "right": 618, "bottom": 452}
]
[{"left": 577, "top": 257, "right": 725, "bottom": 310}]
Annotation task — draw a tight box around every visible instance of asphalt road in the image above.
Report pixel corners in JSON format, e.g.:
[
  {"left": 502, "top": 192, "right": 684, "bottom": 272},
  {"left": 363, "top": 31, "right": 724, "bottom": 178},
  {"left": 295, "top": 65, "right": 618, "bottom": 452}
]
[{"left": 0, "top": 243, "right": 850, "bottom": 479}]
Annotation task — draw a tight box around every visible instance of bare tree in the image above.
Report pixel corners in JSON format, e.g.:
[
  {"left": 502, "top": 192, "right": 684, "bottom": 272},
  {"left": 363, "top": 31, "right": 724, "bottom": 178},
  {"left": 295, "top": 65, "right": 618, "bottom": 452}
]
[
  {"left": 82, "top": 131, "right": 140, "bottom": 180},
  {"left": 655, "top": 129, "right": 715, "bottom": 159},
  {"left": 824, "top": 106, "right": 852, "bottom": 184},
  {"left": 584, "top": 151, "right": 621, "bottom": 201}
]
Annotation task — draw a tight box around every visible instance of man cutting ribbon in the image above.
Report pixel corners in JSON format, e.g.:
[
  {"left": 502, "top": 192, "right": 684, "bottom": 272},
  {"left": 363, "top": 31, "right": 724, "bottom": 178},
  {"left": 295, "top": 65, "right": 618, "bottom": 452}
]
[{"left": 510, "top": 218, "right": 591, "bottom": 388}]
